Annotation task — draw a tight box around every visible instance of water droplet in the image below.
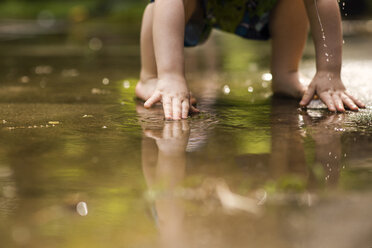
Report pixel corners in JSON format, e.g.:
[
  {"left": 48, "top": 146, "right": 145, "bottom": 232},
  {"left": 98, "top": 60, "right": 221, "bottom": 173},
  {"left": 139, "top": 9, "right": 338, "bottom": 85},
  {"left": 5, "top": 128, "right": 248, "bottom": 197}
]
[
  {"left": 323, "top": 43, "right": 328, "bottom": 48},
  {"left": 82, "top": 114, "right": 93, "bottom": 118},
  {"left": 102, "top": 78, "right": 109, "bottom": 85},
  {"left": 329, "top": 152, "right": 332, "bottom": 156},
  {"left": 223, "top": 85, "right": 230, "bottom": 95},
  {"left": 102, "top": 126, "right": 107, "bottom": 129},
  {"left": 76, "top": 202, "right": 88, "bottom": 216},
  {"left": 261, "top": 73, "right": 272, "bottom": 81},
  {"left": 248, "top": 86, "right": 254, "bottom": 93},
  {"left": 123, "top": 80, "right": 130, "bottom": 89}
]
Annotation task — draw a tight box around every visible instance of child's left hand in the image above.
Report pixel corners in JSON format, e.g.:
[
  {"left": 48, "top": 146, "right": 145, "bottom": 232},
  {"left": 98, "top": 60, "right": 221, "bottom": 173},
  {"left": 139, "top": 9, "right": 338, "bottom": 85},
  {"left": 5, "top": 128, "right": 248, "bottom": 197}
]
[{"left": 300, "top": 71, "right": 365, "bottom": 112}]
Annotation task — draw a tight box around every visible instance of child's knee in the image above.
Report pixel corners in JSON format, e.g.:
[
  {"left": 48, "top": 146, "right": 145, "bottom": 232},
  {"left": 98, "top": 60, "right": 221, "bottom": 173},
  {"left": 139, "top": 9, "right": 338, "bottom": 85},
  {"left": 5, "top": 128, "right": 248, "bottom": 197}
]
[{"left": 144, "top": 3, "right": 154, "bottom": 15}]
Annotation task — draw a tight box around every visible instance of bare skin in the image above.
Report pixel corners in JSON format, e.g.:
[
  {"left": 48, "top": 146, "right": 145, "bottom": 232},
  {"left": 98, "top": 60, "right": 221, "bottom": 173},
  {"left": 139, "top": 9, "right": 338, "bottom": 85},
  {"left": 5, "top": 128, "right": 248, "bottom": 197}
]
[
  {"left": 137, "top": 0, "right": 365, "bottom": 120},
  {"left": 299, "top": 0, "right": 365, "bottom": 111},
  {"left": 270, "top": 0, "right": 309, "bottom": 99},
  {"left": 137, "top": 0, "right": 199, "bottom": 120}
]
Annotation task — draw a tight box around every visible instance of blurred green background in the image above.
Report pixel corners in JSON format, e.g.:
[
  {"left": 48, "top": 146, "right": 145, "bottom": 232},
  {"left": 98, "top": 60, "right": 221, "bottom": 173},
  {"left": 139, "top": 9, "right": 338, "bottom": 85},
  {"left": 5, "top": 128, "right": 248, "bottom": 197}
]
[{"left": 0, "top": 0, "right": 371, "bottom": 22}]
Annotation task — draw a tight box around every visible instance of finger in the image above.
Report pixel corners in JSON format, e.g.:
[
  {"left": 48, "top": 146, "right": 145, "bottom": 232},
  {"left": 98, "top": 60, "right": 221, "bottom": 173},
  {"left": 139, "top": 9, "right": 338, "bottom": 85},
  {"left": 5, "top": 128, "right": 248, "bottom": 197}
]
[
  {"left": 345, "top": 92, "right": 366, "bottom": 108},
  {"left": 181, "top": 119, "right": 189, "bottom": 132},
  {"left": 181, "top": 101, "right": 189, "bottom": 119},
  {"left": 300, "top": 86, "right": 316, "bottom": 106},
  {"left": 323, "top": 114, "right": 337, "bottom": 125},
  {"left": 144, "top": 91, "right": 161, "bottom": 108},
  {"left": 332, "top": 93, "right": 345, "bottom": 112},
  {"left": 163, "top": 122, "right": 172, "bottom": 138},
  {"left": 190, "top": 105, "right": 200, "bottom": 114},
  {"left": 162, "top": 97, "right": 172, "bottom": 120},
  {"left": 172, "top": 98, "right": 182, "bottom": 120},
  {"left": 172, "top": 121, "right": 182, "bottom": 137},
  {"left": 144, "top": 130, "right": 159, "bottom": 140},
  {"left": 340, "top": 93, "right": 358, "bottom": 111},
  {"left": 319, "top": 91, "right": 336, "bottom": 112}
]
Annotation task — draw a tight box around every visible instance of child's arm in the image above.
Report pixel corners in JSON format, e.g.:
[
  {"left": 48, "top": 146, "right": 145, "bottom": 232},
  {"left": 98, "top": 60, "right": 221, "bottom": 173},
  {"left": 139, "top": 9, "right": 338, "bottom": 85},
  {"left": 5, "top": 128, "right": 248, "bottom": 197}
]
[
  {"left": 143, "top": 0, "right": 198, "bottom": 120},
  {"left": 300, "top": 0, "right": 365, "bottom": 111}
]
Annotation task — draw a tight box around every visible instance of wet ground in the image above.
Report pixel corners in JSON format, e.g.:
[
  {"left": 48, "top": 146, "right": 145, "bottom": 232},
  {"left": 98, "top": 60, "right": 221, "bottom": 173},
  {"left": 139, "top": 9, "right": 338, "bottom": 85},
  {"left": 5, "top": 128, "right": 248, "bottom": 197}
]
[{"left": 0, "top": 21, "right": 372, "bottom": 248}]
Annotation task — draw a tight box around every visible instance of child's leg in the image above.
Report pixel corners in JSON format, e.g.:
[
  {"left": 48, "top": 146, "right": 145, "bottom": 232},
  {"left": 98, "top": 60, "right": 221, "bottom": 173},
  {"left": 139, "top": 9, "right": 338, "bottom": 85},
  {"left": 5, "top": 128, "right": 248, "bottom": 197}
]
[
  {"left": 270, "top": 0, "right": 309, "bottom": 99},
  {"left": 136, "top": 3, "right": 158, "bottom": 101},
  {"left": 136, "top": 1, "right": 199, "bottom": 103}
]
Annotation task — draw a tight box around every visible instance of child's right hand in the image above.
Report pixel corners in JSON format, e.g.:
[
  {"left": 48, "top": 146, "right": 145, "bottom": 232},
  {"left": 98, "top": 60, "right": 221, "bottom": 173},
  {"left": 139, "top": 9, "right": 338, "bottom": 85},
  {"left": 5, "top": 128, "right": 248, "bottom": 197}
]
[
  {"left": 144, "top": 76, "right": 199, "bottom": 120},
  {"left": 300, "top": 71, "right": 365, "bottom": 112}
]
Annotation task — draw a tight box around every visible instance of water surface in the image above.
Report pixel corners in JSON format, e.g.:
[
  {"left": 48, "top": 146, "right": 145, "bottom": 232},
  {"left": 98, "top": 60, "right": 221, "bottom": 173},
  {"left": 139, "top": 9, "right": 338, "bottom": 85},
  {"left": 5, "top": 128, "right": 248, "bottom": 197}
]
[{"left": 0, "top": 21, "right": 372, "bottom": 248}]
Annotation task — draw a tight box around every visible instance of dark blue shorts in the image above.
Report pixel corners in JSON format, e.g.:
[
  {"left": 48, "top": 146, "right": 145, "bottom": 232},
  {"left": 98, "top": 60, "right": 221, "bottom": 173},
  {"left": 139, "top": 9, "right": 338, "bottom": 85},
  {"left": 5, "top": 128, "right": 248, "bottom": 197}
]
[{"left": 149, "top": 0, "right": 277, "bottom": 47}]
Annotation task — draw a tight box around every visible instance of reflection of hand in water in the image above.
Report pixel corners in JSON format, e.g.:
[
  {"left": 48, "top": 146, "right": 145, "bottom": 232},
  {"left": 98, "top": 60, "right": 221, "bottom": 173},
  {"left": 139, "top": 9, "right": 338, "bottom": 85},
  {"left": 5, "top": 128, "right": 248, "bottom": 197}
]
[
  {"left": 302, "top": 112, "right": 343, "bottom": 186},
  {"left": 144, "top": 120, "right": 190, "bottom": 155},
  {"left": 136, "top": 103, "right": 189, "bottom": 248},
  {"left": 269, "top": 98, "right": 343, "bottom": 187}
]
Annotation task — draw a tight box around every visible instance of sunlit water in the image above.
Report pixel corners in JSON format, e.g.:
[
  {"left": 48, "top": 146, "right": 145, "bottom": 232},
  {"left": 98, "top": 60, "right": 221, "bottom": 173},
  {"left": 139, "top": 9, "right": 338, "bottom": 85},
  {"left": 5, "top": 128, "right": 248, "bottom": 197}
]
[{"left": 0, "top": 21, "right": 372, "bottom": 248}]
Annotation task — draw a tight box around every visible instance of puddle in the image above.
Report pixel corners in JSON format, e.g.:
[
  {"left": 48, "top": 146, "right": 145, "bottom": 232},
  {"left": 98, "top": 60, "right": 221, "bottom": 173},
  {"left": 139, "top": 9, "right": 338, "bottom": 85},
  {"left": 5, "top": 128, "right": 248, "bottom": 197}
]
[{"left": 0, "top": 21, "right": 371, "bottom": 248}]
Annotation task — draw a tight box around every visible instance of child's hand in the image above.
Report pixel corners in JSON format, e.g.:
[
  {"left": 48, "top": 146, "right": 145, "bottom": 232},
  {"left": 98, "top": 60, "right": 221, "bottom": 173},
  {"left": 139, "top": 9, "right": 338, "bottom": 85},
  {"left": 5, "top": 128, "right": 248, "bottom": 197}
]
[
  {"left": 144, "top": 77, "right": 199, "bottom": 120},
  {"left": 300, "top": 71, "right": 365, "bottom": 112}
]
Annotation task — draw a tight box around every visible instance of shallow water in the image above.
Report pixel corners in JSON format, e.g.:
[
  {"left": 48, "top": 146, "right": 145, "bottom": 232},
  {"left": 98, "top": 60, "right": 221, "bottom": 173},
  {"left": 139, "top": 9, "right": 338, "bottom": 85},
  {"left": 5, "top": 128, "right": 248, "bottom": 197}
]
[{"left": 0, "top": 21, "right": 372, "bottom": 248}]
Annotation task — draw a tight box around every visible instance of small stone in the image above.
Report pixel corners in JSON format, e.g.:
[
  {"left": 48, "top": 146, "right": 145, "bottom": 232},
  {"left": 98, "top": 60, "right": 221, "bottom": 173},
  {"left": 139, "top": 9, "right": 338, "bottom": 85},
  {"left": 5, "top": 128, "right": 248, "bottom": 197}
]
[{"left": 76, "top": 202, "right": 88, "bottom": 216}]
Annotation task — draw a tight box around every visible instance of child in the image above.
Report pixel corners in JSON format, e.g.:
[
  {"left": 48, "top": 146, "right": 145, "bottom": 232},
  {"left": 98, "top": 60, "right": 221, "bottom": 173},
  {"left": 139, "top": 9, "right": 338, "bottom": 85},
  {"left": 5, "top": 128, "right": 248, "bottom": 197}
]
[{"left": 136, "top": 0, "right": 365, "bottom": 120}]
